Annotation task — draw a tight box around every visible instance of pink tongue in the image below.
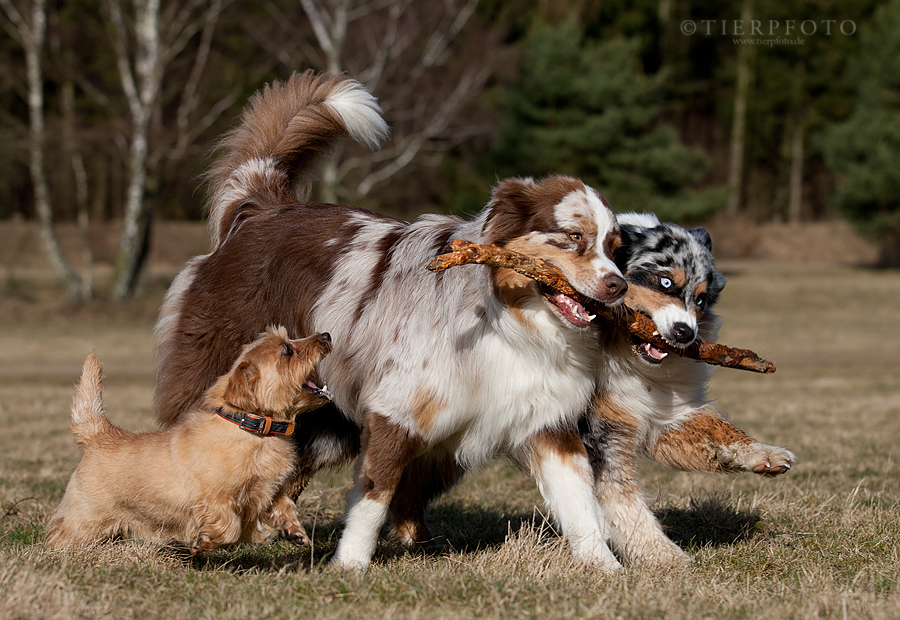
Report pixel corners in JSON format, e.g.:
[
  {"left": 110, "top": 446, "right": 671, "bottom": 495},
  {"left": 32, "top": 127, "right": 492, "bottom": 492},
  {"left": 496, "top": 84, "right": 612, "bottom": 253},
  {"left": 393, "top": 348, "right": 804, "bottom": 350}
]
[
  {"left": 649, "top": 346, "right": 666, "bottom": 360},
  {"left": 548, "top": 292, "right": 592, "bottom": 327},
  {"left": 641, "top": 343, "right": 667, "bottom": 360}
]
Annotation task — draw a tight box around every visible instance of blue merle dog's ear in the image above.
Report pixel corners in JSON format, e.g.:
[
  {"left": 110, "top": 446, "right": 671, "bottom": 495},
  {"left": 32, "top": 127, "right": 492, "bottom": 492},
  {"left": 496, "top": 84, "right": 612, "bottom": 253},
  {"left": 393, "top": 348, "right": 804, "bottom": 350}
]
[
  {"left": 689, "top": 227, "right": 713, "bottom": 252},
  {"left": 614, "top": 224, "right": 642, "bottom": 270}
]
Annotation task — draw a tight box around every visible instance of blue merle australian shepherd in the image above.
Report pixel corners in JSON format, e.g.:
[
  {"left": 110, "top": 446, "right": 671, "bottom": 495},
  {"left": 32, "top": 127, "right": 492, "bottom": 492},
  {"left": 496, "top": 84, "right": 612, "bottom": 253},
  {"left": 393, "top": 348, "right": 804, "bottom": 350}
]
[
  {"left": 581, "top": 212, "right": 796, "bottom": 566},
  {"left": 153, "top": 71, "right": 794, "bottom": 571}
]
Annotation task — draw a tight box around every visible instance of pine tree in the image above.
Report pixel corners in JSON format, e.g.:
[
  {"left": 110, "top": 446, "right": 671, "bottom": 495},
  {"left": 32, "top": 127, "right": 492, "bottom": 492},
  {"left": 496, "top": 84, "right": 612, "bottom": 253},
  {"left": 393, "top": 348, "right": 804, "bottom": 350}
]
[
  {"left": 818, "top": 0, "right": 900, "bottom": 263},
  {"left": 491, "top": 22, "right": 722, "bottom": 221}
]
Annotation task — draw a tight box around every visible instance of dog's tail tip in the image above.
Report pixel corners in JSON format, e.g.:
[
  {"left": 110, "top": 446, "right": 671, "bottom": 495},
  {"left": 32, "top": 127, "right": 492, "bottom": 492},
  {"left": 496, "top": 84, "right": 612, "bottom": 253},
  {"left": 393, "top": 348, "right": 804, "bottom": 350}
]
[
  {"left": 324, "top": 78, "right": 390, "bottom": 151},
  {"left": 205, "top": 71, "right": 389, "bottom": 249},
  {"left": 70, "top": 353, "right": 111, "bottom": 445}
]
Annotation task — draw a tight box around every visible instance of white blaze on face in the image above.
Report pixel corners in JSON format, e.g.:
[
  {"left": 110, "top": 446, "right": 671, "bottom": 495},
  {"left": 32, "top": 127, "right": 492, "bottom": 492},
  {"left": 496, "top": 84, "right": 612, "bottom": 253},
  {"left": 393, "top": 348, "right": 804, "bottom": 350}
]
[
  {"left": 651, "top": 303, "right": 698, "bottom": 347},
  {"left": 552, "top": 188, "right": 623, "bottom": 300}
]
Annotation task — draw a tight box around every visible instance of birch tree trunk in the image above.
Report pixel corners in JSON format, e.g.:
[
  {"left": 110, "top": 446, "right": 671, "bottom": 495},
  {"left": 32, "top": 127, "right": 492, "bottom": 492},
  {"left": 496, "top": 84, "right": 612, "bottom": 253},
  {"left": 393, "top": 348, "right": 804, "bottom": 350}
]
[
  {"left": 107, "top": 0, "right": 161, "bottom": 300},
  {"left": 1, "top": 0, "right": 86, "bottom": 298},
  {"left": 106, "top": 0, "right": 231, "bottom": 299}
]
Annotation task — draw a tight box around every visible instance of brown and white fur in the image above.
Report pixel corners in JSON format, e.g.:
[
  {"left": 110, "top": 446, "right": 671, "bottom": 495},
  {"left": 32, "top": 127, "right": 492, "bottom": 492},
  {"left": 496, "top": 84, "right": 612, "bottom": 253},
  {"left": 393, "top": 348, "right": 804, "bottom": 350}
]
[
  {"left": 582, "top": 212, "right": 796, "bottom": 566},
  {"left": 152, "top": 71, "right": 630, "bottom": 570},
  {"left": 47, "top": 327, "right": 333, "bottom": 553}
]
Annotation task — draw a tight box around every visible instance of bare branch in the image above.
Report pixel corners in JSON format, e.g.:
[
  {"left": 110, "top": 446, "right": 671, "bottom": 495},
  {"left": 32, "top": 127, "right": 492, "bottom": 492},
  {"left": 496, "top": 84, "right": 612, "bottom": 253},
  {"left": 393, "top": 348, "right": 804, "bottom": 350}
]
[{"left": 353, "top": 63, "right": 489, "bottom": 196}]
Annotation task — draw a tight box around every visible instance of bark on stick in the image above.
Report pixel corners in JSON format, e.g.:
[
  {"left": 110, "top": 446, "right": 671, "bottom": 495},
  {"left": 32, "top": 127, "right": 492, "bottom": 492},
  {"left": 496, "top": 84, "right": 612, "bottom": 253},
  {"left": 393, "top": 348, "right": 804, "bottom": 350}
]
[{"left": 426, "top": 239, "right": 776, "bottom": 374}]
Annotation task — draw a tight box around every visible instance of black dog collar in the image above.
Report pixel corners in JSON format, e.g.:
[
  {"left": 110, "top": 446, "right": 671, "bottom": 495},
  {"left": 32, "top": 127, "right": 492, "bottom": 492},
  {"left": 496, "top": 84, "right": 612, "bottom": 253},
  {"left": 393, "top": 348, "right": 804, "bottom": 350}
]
[{"left": 214, "top": 408, "right": 295, "bottom": 436}]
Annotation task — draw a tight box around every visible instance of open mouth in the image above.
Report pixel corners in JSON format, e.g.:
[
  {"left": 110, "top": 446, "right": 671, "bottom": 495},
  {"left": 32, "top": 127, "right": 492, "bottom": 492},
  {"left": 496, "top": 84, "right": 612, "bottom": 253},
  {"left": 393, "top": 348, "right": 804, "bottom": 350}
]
[
  {"left": 540, "top": 285, "right": 596, "bottom": 328},
  {"left": 632, "top": 339, "right": 668, "bottom": 365},
  {"left": 302, "top": 380, "right": 333, "bottom": 400}
]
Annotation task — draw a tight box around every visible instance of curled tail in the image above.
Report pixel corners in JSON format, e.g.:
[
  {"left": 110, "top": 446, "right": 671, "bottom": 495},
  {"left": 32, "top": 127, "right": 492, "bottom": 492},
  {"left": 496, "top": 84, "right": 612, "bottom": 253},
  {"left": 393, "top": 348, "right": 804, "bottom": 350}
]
[
  {"left": 70, "top": 354, "right": 114, "bottom": 446},
  {"left": 204, "top": 70, "right": 389, "bottom": 249}
]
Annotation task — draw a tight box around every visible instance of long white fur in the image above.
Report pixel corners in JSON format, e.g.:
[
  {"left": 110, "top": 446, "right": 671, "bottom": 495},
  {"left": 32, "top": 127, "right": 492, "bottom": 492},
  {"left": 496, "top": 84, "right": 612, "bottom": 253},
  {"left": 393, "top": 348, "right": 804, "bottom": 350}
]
[
  {"left": 159, "top": 73, "right": 629, "bottom": 571},
  {"left": 324, "top": 81, "right": 390, "bottom": 150},
  {"left": 321, "top": 205, "right": 619, "bottom": 569},
  {"left": 526, "top": 445, "right": 621, "bottom": 570}
]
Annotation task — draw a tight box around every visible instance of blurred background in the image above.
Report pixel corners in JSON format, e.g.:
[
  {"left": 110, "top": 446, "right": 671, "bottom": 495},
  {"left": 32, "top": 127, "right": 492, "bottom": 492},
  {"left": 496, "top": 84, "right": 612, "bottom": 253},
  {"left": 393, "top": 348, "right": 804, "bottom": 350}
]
[{"left": 1, "top": 0, "right": 898, "bottom": 303}]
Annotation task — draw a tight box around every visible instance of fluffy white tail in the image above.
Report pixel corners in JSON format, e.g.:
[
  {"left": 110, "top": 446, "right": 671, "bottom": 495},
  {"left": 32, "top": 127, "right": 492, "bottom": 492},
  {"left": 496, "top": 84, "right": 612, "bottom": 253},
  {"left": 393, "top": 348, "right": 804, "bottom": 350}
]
[
  {"left": 70, "top": 354, "right": 113, "bottom": 446},
  {"left": 204, "top": 70, "right": 389, "bottom": 249}
]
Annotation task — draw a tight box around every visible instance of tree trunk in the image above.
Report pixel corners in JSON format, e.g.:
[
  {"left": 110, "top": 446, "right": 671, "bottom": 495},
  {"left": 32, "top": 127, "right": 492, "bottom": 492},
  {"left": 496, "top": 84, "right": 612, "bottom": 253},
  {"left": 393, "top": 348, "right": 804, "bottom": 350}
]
[
  {"left": 61, "top": 81, "right": 93, "bottom": 299},
  {"left": 726, "top": 0, "right": 753, "bottom": 218},
  {"left": 3, "top": 0, "right": 85, "bottom": 298},
  {"left": 109, "top": 0, "right": 161, "bottom": 300},
  {"left": 788, "top": 62, "right": 805, "bottom": 224}
]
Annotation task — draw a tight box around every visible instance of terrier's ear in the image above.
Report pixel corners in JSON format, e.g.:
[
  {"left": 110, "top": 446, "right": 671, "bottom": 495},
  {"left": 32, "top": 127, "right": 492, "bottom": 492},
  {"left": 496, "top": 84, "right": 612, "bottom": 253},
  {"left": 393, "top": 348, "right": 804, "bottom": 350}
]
[{"left": 223, "top": 360, "right": 260, "bottom": 412}]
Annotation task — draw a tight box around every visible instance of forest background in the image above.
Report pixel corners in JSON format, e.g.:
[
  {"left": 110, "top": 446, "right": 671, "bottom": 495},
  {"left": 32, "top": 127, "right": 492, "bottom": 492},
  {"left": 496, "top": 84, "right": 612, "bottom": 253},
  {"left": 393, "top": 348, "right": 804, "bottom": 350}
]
[{"left": 2, "top": 0, "right": 899, "bottom": 301}]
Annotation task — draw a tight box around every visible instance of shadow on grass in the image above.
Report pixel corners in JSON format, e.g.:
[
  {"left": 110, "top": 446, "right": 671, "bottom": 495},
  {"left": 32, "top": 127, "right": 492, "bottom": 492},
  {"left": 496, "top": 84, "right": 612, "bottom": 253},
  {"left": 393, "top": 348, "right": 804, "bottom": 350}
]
[
  {"left": 655, "top": 492, "right": 761, "bottom": 550},
  {"left": 186, "top": 504, "right": 541, "bottom": 573},
  {"left": 185, "top": 494, "right": 761, "bottom": 572}
]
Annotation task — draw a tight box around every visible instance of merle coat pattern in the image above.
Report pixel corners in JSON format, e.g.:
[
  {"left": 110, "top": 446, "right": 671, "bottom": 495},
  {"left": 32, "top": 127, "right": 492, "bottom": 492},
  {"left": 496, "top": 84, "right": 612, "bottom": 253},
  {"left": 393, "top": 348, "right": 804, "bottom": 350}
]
[
  {"left": 580, "top": 213, "right": 796, "bottom": 565},
  {"left": 154, "top": 71, "right": 629, "bottom": 571}
]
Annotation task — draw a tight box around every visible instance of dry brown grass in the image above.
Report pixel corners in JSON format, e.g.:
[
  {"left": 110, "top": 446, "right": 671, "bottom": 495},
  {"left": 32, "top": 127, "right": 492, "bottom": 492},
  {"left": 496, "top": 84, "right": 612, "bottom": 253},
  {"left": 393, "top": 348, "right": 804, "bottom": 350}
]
[{"left": 1, "top": 231, "right": 899, "bottom": 619}]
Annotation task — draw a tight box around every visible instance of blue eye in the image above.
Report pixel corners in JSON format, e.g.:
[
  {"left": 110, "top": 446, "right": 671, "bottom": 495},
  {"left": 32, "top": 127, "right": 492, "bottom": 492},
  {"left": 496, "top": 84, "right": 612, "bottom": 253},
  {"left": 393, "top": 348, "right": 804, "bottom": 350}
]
[
  {"left": 660, "top": 277, "right": 673, "bottom": 290},
  {"left": 696, "top": 294, "right": 708, "bottom": 309}
]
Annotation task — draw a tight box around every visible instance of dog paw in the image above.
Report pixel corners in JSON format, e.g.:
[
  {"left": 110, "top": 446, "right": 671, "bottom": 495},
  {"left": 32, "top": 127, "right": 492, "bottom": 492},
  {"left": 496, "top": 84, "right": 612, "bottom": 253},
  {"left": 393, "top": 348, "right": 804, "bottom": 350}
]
[
  {"left": 191, "top": 535, "right": 209, "bottom": 555},
  {"left": 725, "top": 442, "right": 796, "bottom": 476},
  {"left": 281, "top": 522, "right": 310, "bottom": 547}
]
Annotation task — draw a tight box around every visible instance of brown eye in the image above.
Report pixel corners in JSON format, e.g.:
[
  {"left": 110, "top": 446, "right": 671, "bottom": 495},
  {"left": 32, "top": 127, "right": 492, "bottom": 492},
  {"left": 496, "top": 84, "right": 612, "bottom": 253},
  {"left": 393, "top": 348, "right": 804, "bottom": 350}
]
[
  {"left": 281, "top": 342, "right": 294, "bottom": 357},
  {"left": 569, "top": 232, "right": 582, "bottom": 243}
]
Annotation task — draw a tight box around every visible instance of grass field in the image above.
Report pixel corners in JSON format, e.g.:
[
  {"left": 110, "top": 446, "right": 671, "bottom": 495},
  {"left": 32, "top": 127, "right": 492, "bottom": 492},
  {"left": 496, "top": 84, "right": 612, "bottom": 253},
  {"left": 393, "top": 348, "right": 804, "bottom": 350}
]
[{"left": 1, "top": 257, "right": 899, "bottom": 619}]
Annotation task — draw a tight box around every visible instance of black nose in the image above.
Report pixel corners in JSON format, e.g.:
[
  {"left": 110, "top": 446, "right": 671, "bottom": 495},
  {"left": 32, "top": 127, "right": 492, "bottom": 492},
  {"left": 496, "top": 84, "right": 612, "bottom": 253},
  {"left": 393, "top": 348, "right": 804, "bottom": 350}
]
[
  {"left": 671, "top": 322, "right": 695, "bottom": 344},
  {"left": 602, "top": 273, "right": 627, "bottom": 300},
  {"left": 320, "top": 332, "right": 331, "bottom": 342}
]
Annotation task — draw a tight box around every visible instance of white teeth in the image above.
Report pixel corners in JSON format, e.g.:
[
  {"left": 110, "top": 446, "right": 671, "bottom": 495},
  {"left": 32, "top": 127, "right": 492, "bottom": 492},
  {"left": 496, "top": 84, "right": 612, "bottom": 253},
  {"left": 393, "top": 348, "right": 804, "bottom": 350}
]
[
  {"left": 652, "top": 330, "right": 659, "bottom": 336},
  {"left": 322, "top": 384, "right": 328, "bottom": 392},
  {"left": 587, "top": 314, "right": 597, "bottom": 321}
]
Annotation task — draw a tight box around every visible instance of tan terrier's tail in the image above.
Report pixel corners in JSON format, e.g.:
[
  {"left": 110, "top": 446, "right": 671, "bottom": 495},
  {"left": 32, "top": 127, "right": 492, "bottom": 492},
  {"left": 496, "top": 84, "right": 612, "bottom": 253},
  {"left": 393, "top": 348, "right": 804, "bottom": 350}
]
[{"left": 70, "top": 354, "right": 114, "bottom": 446}]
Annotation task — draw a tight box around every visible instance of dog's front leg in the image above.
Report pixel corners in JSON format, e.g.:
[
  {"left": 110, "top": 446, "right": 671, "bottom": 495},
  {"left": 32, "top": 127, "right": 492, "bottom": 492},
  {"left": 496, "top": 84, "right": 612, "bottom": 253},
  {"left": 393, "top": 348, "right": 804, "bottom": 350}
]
[
  {"left": 192, "top": 498, "right": 243, "bottom": 554},
  {"left": 580, "top": 413, "right": 689, "bottom": 566},
  {"left": 515, "top": 428, "right": 622, "bottom": 572},
  {"left": 331, "top": 413, "right": 425, "bottom": 570},
  {"left": 651, "top": 408, "right": 796, "bottom": 476},
  {"left": 261, "top": 492, "right": 310, "bottom": 546}
]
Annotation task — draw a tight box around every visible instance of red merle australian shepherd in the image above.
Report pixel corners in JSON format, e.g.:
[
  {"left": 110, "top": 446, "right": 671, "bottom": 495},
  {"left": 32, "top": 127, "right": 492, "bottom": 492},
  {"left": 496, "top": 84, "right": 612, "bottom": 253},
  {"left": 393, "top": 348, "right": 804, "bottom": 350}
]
[{"left": 154, "top": 71, "right": 628, "bottom": 570}]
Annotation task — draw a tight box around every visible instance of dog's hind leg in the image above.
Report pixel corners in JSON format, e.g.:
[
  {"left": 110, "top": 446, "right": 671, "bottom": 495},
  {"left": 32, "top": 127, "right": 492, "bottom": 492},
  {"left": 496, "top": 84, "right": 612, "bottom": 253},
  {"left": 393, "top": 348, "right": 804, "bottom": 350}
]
[
  {"left": 651, "top": 408, "right": 796, "bottom": 476},
  {"left": 331, "top": 413, "right": 425, "bottom": 570},
  {"left": 515, "top": 428, "right": 622, "bottom": 572},
  {"left": 389, "top": 449, "right": 463, "bottom": 548}
]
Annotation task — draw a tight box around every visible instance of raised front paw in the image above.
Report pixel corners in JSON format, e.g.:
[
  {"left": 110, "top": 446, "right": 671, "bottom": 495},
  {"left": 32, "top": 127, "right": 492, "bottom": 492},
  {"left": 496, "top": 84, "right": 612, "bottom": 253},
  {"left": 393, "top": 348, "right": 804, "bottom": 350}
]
[{"left": 723, "top": 442, "right": 796, "bottom": 476}]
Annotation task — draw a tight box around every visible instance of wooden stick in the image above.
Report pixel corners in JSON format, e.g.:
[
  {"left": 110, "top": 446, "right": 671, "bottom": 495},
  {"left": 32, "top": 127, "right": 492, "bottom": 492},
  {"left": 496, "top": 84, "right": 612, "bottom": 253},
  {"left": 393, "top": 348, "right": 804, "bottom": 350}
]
[{"left": 426, "top": 239, "right": 776, "bottom": 374}]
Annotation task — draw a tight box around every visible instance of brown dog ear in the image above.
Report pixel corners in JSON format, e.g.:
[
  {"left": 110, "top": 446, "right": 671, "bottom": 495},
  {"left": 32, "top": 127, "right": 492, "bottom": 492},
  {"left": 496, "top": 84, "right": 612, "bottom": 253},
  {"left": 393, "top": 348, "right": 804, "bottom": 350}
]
[{"left": 223, "top": 360, "right": 259, "bottom": 412}]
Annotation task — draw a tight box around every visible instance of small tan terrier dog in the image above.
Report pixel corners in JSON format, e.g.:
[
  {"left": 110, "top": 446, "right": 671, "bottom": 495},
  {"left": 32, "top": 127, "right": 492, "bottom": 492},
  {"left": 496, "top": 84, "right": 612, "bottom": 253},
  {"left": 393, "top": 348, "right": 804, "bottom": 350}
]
[{"left": 47, "top": 326, "right": 333, "bottom": 554}]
